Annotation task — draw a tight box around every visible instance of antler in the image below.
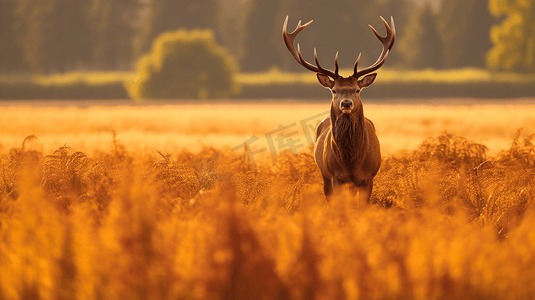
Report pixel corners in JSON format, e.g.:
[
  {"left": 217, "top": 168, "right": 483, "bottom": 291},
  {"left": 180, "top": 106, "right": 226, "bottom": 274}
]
[
  {"left": 352, "top": 16, "right": 396, "bottom": 79},
  {"left": 282, "top": 16, "right": 340, "bottom": 79}
]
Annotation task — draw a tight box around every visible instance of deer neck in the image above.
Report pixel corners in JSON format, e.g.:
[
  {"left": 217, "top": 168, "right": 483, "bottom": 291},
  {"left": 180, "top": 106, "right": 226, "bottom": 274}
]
[{"left": 330, "top": 104, "right": 367, "bottom": 175}]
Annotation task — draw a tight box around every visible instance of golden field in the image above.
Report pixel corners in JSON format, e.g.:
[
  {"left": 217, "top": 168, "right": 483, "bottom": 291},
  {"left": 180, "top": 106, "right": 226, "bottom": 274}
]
[
  {"left": 2, "top": 100, "right": 535, "bottom": 155},
  {"left": 1, "top": 100, "right": 535, "bottom": 300}
]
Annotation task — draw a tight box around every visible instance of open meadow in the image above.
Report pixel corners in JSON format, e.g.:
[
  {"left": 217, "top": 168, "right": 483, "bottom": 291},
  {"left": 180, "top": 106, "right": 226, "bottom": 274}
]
[
  {"left": 1, "top": 99, "right": 535, "bottom": 299},
  {"left": 2, "top": 99, "right": 535, "bottom": 155}
]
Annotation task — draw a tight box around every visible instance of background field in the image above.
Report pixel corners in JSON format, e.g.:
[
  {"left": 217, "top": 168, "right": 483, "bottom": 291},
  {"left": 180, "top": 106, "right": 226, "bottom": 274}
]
[
  {"left": 2, "top": 69, "right": 535, "bottom": 100},
  {"left": 1, "top": 99, "right": 535, "bottom": 156},
  {"left": 1, "top": 100, "right": 535, "bottom": 300}
]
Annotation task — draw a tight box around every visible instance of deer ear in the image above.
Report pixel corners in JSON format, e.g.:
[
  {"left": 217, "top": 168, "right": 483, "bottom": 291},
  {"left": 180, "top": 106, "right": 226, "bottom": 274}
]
[
  {"left": 358, "top": 73, "right": 377, "bottom": 88},
  {"left": 316, "top": 73, "right": 334, "bottom": 89}
]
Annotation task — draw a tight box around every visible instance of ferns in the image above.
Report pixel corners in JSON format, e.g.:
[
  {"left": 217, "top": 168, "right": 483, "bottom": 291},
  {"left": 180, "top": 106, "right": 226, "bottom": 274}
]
[
  {"left": 1, "top": 132, "right": 533, "bottom": 226},
  {"left": 1, "top": 132, "right": 535, "bottom": 299},
  {"left": 0, "top": 136, "right": 41, "bottom": 215},
  {"left": 42, "top": 147, "right": 100, "bottom": 208},
  {"left": 374, "top": 131, "right": 535, "bottom": 238}
]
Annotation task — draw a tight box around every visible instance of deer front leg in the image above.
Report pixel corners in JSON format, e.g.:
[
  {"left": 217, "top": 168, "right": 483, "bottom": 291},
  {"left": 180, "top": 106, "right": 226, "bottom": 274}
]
[
  {"left": 351, "top": 179, "right": 374, "bottom": 208},
  {"left": 322, "top": 176, "right": 333, "bottom": 199}
]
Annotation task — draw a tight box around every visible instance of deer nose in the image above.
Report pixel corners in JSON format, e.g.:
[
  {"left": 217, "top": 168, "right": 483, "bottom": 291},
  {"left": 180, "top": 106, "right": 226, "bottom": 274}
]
[{"left": 340, "top": 99, "right": 354, "bottom": 110}]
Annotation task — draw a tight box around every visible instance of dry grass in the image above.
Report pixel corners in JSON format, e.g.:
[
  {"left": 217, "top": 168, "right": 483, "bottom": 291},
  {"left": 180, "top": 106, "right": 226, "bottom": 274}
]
[
  {"left": 1, "top": 102, "right": 535, "bottom": 156},
  {"left": 1, "top": 101, "right": 535, "bottom": 299}
]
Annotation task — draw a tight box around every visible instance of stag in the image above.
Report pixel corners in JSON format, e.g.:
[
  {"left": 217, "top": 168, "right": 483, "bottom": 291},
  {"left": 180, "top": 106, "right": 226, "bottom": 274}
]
[{"left": 282, "top": 16, "right": 395, "bottom": 204}]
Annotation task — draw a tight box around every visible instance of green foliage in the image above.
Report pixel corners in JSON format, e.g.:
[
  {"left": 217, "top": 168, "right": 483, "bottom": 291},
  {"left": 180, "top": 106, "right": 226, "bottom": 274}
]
[
  {"left": 372, "top": 0, "right": 415, "bottom": 67},
  {"left": 137, "top": 0, "right": 222, "bottom": 57},
  {"left": 0, "top": 1, "right": 511, "bottom": 74},
  {"left": 241, "top": 0, "right": 412, "bottom": 72},
  {"left": 92, "top": 0, "right": 143, "bottom": 70},
  {"left": 438, "top": 0, "right": 495, "bottom": 68},
  {"left": 20, "top": 0, "right": 93, "bottom": 73},
  {"left": 280, "top": 0, "right": 378, "bottom": 71},
  {"left": 0, "top": 0, "right": 26, "bottom": 72},
  {"left": 217, "top": 1, "right": 249, "bottom": 67},
  {"left": 128, "top": 29, "right": 238, "bottom": 100},
  {"left": 0, "top": 72, "right": 130, "bottom": 99},
  {"left": 240, "top": 0, "right": 286, "bottom": 72},
  {"left": 236, "top": 68, "right": 535, "bottom": 99},
  {"left": 237, "top": 68, "right": 535, "bottom": 85},
  {"left": 487, "top": 0, "right": 535, "bottom": 72},
  {"left": 398, "top": 3, "right": 444, "bottom": 69},
  {"left": 3, "top": 68, "right": 535, "bottom": 99}
]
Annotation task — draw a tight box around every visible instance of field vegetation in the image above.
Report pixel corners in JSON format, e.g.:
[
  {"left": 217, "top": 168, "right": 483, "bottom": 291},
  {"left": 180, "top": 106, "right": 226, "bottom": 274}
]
[
  {"left": 1, "top": 103, "right": 534, "bottom": 156},
  {"left": 237, "top": 68, "right": 535, "bottom": 85},
  {"left": 3, "top": 68, "right": 535, "bottom": 87},
  {"left": 2, "top": 69, "right": 535, "bottom": 100},
  {"left": 1, "top": 102, "right": 535, "bottom": 299}
]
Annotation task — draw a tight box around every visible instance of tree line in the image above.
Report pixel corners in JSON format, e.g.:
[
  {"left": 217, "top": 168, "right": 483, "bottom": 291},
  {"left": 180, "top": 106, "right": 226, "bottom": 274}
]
[{"left": 0, "top": 0, "right": 532, "bottom": 74}]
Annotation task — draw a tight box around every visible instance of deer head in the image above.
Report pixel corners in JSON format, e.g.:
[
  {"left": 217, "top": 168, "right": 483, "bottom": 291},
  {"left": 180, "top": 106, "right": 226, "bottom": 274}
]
[{"left": 282, "top": 16, "right": 396, "bottom": 118}]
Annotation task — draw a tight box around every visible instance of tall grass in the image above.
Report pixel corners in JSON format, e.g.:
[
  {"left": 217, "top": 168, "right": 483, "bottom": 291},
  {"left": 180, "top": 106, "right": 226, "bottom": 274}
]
[{"left": 1, "top": 131, "right": 534, "bottom": 299}]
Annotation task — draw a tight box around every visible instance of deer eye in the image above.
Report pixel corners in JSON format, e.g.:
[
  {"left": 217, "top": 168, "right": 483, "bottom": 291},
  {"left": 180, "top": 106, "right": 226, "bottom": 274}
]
[
  {"left": 332, "top": 90, "right": 337, "bottom": 94},
  {"left": 356, "top": 90, "right": 360, "bottom": 93}
]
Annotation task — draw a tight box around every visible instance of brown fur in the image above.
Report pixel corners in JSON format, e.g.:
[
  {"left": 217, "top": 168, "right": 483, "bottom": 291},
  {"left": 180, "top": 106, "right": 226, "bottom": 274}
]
[
  {"left": 314, "top": 76, "right": 381, "bottom": 204},
  {"left": 282, "top": 16, "right": 395, "bottom": 203}
]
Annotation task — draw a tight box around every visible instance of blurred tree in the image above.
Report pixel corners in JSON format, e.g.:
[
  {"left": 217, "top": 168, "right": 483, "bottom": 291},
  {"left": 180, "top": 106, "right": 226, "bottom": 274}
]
[
  {"left": 0, "top": 0, "right": 26, "bottom": 72},
  {"left": 240, "top": 0, "right": 413, "bottom": 73},
  {"left": 20, "top": 0, "right": 93, "bottom": 73},
  {"left": 438, "top": 0, "right": 495, "bottom": 68},
  {"left": 487, "top": 0, "right": 535, "bottom": 72},
  {"left": 92, "top": 0, "right": 143, "bottom": 70},
  {"left": 217, "top": 0, "right": 249, "bottom": 67},
  {"left": 373, "top": 0, "right": 415, "bottom": 67},
  {"left": 241, "top": 0, "right": 286, "bottom": 72},
  {"left": 137, "top": 0, "right": 222, "bottom": 58},
  {"left": 128, "top": 29, "right": 238, "bottom": 99},
  {"left": 398, "top": 3, "right": 444, "bottom": 69}
]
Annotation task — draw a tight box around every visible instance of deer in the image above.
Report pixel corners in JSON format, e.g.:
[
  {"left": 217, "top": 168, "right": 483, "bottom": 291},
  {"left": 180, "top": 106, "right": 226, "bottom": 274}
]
[{"left": 282, "top": 16, "right": 395, "bottom": 204}]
